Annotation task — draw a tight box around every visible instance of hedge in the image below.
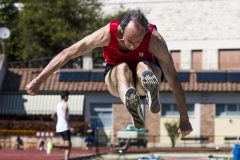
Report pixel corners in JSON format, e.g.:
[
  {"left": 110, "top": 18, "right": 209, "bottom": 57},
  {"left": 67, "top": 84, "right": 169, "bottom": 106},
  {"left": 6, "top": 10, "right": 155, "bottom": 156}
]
[{"left": 0, "top": 120, "right": 89, "bottom": 135}]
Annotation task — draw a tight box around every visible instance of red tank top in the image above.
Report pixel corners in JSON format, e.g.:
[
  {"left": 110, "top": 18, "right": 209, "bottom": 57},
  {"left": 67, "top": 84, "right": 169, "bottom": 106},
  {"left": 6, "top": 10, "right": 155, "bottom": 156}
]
[{"left": 102, "top": 20, "right": 158, "bottom": 69}]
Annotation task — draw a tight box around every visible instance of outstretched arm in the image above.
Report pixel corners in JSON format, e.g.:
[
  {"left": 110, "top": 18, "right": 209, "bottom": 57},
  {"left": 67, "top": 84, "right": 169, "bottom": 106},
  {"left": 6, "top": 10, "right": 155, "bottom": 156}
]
[
  {"left": 26, "top": 24, "right": 111, "bottom": 95},
  {"left": 149, "top": 29, "right": 193, "bottom": 137}
]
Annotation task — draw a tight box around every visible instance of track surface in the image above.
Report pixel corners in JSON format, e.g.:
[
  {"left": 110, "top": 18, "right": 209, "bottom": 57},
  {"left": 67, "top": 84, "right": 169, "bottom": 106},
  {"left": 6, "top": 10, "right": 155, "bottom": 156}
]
[{"left": 0, "top": 147, "right": 231, "bottom": 160}]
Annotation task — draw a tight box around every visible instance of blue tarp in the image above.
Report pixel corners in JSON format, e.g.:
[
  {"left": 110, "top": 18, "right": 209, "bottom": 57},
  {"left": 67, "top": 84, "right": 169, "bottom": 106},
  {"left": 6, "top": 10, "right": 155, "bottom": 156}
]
[{"left": 234, "top": 145, "right": 240, "bottom": 160}]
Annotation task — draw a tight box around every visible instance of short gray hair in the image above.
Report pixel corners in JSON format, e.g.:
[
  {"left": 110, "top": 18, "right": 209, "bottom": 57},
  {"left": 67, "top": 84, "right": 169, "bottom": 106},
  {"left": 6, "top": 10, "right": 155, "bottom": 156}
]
[{"left": 120, "top": 10, "right": 149, "bottom": 33}]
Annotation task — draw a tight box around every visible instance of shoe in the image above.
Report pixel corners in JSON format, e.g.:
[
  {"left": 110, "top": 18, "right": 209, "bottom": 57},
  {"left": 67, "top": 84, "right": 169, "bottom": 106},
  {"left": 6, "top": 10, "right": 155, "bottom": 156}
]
[
  {"left": 125, "top": 87, "right": 145, "bottom": 129},
  {"left": 141, "top": 70, "right": 161, "bottom": 113},
  {"left": 46, "top": 142, "right": 53, "bottom": 154}
]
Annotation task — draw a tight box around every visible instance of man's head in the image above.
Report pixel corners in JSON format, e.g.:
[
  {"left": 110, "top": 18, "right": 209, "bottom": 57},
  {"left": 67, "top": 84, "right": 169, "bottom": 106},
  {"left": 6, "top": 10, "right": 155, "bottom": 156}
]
[
  {"left": 120, "top": 10, "right": 149, "bottom": 50},
  {"left": 61, "top": 90, "right": 69, "bottom": 102}
]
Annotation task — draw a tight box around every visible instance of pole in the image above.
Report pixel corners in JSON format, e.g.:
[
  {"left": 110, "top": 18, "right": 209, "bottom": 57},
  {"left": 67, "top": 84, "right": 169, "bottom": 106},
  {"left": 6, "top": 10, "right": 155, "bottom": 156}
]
[
  {"left": 92, "top": 119, "right": 103, "bottom": 159},
  {"left": 1, "top": 40, "right": 5, "bottom": 54},
  {"left": 95, "top": 119, "right": 99, "bottom": 155}
]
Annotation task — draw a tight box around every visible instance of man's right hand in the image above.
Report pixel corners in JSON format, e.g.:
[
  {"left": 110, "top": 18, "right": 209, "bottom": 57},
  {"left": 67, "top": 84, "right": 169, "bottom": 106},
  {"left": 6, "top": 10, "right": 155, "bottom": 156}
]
[{"left": 25, "top": 78, "right": 41, "bottom": 95}]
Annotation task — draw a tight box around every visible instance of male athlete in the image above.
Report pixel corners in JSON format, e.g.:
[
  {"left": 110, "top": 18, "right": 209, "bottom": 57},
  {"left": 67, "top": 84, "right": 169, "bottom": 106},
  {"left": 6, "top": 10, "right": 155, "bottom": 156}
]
[
  {"left": 26, "top": 10, "right": 193, "bottom": 137},
  {"left": 47, "top": 90, "right": 72, "bottom": 160}
]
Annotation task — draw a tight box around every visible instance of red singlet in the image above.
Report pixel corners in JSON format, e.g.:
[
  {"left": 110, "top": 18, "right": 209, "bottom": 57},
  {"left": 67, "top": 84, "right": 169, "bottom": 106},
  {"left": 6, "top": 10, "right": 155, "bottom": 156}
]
[{"left": 102, "top": 20, "right": 158, "bottom": 69}]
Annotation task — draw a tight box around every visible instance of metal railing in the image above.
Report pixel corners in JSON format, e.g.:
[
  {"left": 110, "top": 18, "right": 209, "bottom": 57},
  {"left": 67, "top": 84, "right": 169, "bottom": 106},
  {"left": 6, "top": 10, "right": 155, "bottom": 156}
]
[
  {"left": 7, "top": 56, "right": 105, "bottom": 68},
  {"left": 0, "top": 132, "right": 239, "bottom": 149}
]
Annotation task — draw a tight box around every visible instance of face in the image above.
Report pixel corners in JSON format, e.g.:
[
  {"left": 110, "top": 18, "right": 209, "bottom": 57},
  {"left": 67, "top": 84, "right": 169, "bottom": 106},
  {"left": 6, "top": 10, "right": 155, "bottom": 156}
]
[{"left": 123, "top": 21, "right": 146, "bottom": 50}]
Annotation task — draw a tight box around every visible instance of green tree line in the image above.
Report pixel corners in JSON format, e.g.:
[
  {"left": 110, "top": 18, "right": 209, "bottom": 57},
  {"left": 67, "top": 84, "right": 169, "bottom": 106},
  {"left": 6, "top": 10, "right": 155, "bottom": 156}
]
[{"left": 0, "top": 0, "right": 126, "bottom": 67}]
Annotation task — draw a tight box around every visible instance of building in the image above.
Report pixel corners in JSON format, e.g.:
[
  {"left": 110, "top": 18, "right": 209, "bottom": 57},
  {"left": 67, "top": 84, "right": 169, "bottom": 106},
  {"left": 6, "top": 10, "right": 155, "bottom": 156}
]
[{"left": 0, "top": 0, "right": 240, "bottom": 147}]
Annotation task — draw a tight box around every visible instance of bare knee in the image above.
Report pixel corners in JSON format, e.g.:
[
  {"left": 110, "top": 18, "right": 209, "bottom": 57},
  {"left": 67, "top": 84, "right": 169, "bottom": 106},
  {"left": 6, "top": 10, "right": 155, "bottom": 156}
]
[
  {"left": 116, "top": 63, "right": 132, "bottom": 78},
  {"left": 136, "top": 61, "right": 162, "bottom": 81},
  {"left": 64, "top": 141, "right": 72, "bottom": 149},
  {"left": 136, "top": 61, "right": 151, "bottom": 70}
]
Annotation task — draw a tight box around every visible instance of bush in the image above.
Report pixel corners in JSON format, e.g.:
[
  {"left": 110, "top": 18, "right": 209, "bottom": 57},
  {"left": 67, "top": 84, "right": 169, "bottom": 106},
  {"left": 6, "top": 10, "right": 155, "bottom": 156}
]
[{"left": 164, "top": 120, "right": 179, "bottom": 148}]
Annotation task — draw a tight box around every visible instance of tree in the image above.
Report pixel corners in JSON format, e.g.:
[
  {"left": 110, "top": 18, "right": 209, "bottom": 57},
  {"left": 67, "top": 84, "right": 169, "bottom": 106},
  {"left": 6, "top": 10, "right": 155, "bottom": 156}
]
[
  {"left": 2, "top": 1, "right": 127, "bottom": 67},
  {"left": 16, "top": 0, "right": 102, "bottom": 61},
  {"left": 164, "top": 120, "right": 179, "bottom": 148},
  {"left": 0, "top": 0, "right": 21, "bottom": 60}
]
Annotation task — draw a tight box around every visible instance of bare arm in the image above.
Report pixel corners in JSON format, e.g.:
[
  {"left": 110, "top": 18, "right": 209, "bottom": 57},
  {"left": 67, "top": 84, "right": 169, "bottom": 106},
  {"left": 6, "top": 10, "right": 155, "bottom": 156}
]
[
  {"left": 149, "top": 29, "right": 192, "bottom": 137},
  {"left": 62, "top": 102, "right": 70, "bottom": 127},
  {"left": 26, "top": 24, "right": 111, "bottom": 95},
  {"left": 51, "top": 111, "right": 57, "bottom": 122},
  {"left": 149, "top": 29, "right": 188, "bottom": 116}
]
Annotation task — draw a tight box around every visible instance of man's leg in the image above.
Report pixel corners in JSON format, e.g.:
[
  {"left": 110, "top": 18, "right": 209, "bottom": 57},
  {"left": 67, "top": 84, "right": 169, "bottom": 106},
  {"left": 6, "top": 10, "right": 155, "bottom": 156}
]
[
  {"left": 105, "top": 63, "right": 145, "bottom": 129},
  {"left": 47, "top": 130, "right": 71, "bottom": 159},
  {"left": 52, "top": 140, "right": 71, "bottom": 149},
  {"left": 64, "top": 141, "right": 71, "bottom": 160},
  {"left": 105, "top": 62, "right": 135, "bottom": 101},
  {"left": 48, "top": 140, "right": 71, "bottom": 160},
  {"left": 136, "top": 61, "right": 162, "bottom": 113}
]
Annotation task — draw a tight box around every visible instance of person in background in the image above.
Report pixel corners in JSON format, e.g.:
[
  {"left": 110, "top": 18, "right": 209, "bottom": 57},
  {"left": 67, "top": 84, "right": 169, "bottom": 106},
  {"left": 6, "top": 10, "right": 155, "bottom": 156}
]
[
  {"left": 15, "top": 135, "right": 24, "bottom": 150},
  {"left": 47, "top": 90, "right": 73, "bottom": 160},
  {"left": 37, "top": 137, "right": 46, "bottom": 150},
  {"left": 84, "top": 123, "right": 95, "bottom": 150}
]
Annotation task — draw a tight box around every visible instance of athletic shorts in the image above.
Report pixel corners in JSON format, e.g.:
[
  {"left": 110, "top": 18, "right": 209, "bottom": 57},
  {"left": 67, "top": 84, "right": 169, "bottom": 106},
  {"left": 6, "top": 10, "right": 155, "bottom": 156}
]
[
  {"left": 104, "top": 61, "right": 165, "bottom": 99},
  {"left": 58, "top": 130, "right": 71, "bottom": 141}
]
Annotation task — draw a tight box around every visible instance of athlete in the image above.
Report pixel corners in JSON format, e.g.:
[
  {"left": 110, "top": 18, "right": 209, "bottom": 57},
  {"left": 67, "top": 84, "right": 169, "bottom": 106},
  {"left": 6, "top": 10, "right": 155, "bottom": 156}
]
[
  {"left": 26, "top": 10, "right": 193, "bottom": 137},
  {"left": 47, "top": 90, "right": 72, "bottom": 160}
]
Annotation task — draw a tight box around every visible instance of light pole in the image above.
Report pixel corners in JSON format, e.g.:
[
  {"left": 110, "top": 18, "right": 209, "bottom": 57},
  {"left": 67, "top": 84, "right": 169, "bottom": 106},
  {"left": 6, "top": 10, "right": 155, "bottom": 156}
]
[
  {"left": 0, "top": 27, "right": 11, "bottom": 54},
  {"left": 1, "top": 40, "right": 5, "bottom": 54}
]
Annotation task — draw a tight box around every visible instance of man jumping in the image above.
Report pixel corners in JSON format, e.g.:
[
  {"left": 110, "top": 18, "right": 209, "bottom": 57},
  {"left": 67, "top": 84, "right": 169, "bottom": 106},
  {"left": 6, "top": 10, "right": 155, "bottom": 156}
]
[{"left": 26, "top": 10, "right": 192, "bottom": 137}]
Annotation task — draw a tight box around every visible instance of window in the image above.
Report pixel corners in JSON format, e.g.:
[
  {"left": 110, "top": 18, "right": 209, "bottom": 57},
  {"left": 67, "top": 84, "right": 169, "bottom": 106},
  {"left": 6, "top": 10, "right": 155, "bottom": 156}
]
[
  {"left": 192, "top": 50, "right": 202, "bottom": 70},
  {"left": 90, "top": 103, "right": 112, "bottom": 128},
  {"left": 161, "top": 104, "right": 194, "bottom": 117},
  {"left": 170, "top": 51, "right": 181, "bottom": 70},
  {"left": 219, "top": 49, "right": 240, "bottom": 70},
  {"left": 216, "top": 104, "right": 240, "bottom": 116}
]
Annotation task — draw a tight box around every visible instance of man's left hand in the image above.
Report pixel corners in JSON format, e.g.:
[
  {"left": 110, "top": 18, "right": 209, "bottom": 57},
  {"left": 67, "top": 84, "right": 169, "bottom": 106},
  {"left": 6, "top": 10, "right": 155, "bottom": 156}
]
[{"left": 178, "top": 115, "right": 193, "bottom": 137}]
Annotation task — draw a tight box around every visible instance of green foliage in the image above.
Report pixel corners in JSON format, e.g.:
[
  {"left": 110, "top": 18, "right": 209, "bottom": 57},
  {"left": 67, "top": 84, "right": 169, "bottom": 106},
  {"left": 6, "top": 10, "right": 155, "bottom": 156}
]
[
  {"left": 0, "top": 0, "right": 18, "bottom": 26},
  {"left": 164, "top": 120, "right": 179, "bottom": 148},
  {"left": 1, "top": 1, "right": 128, "bottom": 66},
  {"left": 17, "top": 0, "right": 102, "bottom": 60},
  {"left": 0, "top": 0, "right": 21, "bottom": 60}
]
